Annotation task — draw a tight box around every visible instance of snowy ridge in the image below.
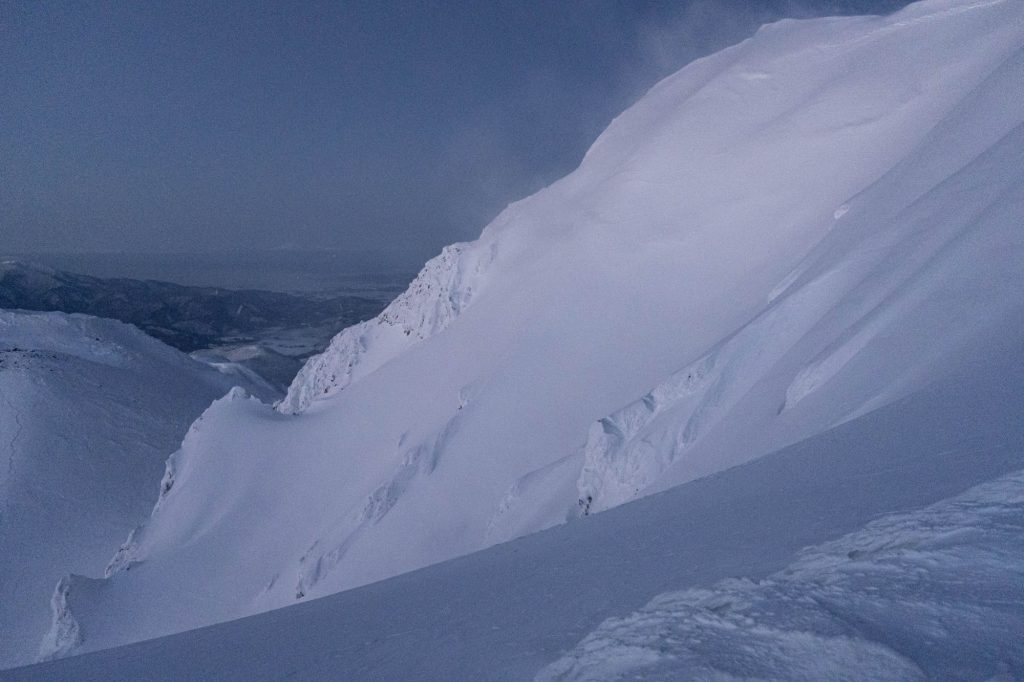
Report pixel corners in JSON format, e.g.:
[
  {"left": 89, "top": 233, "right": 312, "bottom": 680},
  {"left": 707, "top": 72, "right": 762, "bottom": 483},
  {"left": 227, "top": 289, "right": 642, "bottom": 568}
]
[
  {"left": 278, "top": 241, "right": 495, "bottom": 413},
  {"left": 539, "top": 468, "right": 1024, "bottom": 681},
  {"left": 0, "top": 310, "right": 258, "bottom": 668},
  {"left": 0, "top": 310, "right": 137, "bottom": 369},
  {"left": 99, "top": 386, "right": 254, "bottom": 584},
  {"left": 26, "top": 0, "right": 1024, "bottom": 663}
]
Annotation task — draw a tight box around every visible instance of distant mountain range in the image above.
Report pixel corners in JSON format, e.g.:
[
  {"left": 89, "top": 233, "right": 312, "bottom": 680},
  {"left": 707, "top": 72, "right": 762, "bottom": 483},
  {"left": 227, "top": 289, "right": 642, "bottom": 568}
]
[{"left": 0, "top": 260, "right": 386, "bottom": 354}]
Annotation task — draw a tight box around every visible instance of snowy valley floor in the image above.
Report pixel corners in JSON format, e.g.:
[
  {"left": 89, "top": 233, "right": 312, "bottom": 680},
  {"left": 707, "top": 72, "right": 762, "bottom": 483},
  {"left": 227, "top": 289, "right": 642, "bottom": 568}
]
[{"left": 7, "top": 334, "right": 1023, "bottom": 681}]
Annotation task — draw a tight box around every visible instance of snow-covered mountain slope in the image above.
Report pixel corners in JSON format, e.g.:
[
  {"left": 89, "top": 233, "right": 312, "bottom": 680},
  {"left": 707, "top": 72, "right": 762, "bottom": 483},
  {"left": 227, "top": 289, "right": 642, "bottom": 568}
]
[
  {"left": 0, "top": 311, "right": 257, "bottom": 668},
  {"left": 31, "top": 0, "right": 1024, "bottom": 662},
  {"left": 540, "top": 470, "right": 1024, "bottom": 681},
  {"left": 9, "top": 336, "right": 1024, "bottom": 680}
]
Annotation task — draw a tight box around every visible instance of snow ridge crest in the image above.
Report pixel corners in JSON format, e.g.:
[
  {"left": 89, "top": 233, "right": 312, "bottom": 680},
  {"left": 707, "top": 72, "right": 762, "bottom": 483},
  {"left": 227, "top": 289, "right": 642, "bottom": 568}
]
[{"left": 278, "top": 241, "right": 495, "bottom": 414}]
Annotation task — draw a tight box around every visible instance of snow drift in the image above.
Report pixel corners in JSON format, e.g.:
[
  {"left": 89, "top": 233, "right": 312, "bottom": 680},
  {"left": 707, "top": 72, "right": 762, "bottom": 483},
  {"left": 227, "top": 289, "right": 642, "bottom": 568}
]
[{"left": 31, "top": 0, "right": 1024, "bottom": 662}]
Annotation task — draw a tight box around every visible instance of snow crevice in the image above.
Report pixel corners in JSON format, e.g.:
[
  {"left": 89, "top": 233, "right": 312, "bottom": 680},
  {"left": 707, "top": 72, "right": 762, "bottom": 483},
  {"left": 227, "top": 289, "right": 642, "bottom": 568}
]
[{"left": 0, "top": 381, "right": 25, "bottom": 488}]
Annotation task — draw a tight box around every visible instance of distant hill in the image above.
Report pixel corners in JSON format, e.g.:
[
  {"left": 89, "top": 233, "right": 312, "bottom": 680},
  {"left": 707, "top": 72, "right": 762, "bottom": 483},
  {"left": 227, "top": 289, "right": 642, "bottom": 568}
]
[{"left": 0, "top": 260, "right": 386, "bottom": 354}]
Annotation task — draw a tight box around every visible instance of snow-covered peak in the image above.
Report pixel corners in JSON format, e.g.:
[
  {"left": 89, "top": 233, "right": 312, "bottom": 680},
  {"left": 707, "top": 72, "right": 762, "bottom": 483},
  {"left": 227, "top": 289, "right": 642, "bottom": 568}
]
[
  {"left": 30, "top": 0, "right": 1024, "bottom": 663},
  {"left": 282, "top": 0, "right": 1023, "bottom": 418}
]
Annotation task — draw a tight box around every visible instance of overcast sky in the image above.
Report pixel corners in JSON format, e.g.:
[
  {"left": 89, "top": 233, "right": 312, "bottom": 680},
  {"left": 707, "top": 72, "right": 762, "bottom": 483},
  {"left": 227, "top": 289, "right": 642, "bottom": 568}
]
[{"left": 1, "top": 0, "right": 909, "bottom": 261}]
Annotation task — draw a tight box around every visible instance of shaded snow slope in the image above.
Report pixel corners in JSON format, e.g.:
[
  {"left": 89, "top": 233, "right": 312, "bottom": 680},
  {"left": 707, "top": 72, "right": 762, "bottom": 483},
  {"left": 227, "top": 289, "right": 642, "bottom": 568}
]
[
  {"left": 538, "top": 468, "right": 1024, "bottom": 681},
  {"left": 8, "top": 335, "right": 1024, "bottom": 680},
  {"left": 0, "top": 311, "right": 256, "bottom": 668},
  {"left": 31, "top": 0, "right": 1024, "bottom": 661}
]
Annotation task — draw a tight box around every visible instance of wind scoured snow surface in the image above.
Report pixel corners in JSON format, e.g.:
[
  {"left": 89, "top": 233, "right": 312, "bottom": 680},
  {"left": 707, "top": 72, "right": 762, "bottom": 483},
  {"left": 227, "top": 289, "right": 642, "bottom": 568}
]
[
  {"left": 26, "top": 0, "right": 1024, "bottom": 663},
  {"left": 0, "top": 311, "right": 258, "bottom": 668},
  {"left": 538, "top": 470, "right": 1024, "bottom": 682}
]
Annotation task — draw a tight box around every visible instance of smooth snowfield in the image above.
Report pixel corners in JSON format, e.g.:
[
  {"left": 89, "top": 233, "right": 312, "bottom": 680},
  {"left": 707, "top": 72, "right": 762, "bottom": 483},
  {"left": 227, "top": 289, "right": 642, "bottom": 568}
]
[
  {"left": 8, "top": 337, "right": 1024, "bottom": 680},
  {"left": 27, "top": 0, "right": 1024, "bottom": 662},
  {"left": 0, "top": 311, "right": 256, "bottom": 668}
]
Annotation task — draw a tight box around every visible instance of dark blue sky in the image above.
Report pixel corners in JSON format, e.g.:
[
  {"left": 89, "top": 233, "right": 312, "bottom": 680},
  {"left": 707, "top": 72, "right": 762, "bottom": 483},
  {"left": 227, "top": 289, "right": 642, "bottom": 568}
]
[{"left": 1, "top": 0, "right": 908, "bottom": 261}]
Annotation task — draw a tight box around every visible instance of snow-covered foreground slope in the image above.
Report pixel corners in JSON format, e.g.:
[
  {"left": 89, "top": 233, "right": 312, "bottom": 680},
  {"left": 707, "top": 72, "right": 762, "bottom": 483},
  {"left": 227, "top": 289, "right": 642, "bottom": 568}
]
[
  {"left": 540, "top": 469, "right": 1024, "bottom": 682},
  {"left": 0, "top": 311, "right": 257, "bottom": 668},
  {"left": 9, "top": 337, "right": 1024, "bottom": 680},
  {"left": 28, "top": 0, "right": 1024, "bottom": 662}
]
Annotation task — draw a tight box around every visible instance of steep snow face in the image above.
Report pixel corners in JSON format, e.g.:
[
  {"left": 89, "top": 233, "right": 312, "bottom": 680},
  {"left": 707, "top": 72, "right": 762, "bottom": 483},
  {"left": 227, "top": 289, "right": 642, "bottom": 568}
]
[
  {"left": 37, "top": 0, "right": 1024, "bottom": 661},
  {"left": 568, "top": 109, "right": 1024, "bottom": 514},
  {"left": 278, "top": 242, "right": 495, "bottom": 413},
  {"left": 0, "top": 311, "right": 255, "bottom": 668}
]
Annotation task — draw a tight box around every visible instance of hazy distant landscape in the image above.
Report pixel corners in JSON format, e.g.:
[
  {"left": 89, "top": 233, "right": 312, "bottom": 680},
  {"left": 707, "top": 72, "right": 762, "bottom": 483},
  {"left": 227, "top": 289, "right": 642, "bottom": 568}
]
[
  {"left": 0, "top": 255, "right": 416, "bottom": 391},
  {"left": 3, "top": 250, "right": 420, "bottom": 297}
]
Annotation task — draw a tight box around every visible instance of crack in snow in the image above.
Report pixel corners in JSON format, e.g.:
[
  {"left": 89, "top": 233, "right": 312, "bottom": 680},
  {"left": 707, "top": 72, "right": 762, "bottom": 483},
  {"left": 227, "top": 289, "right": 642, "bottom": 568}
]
[{"left": 0, "top": 381, "right": 26, "bottom": 488}]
